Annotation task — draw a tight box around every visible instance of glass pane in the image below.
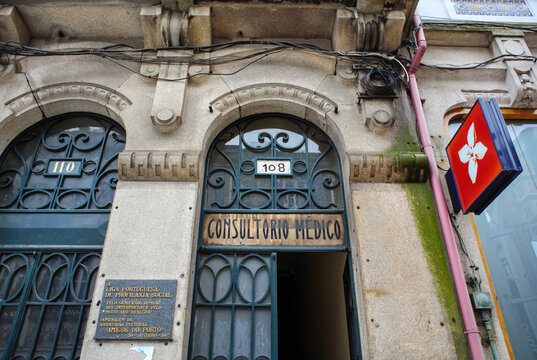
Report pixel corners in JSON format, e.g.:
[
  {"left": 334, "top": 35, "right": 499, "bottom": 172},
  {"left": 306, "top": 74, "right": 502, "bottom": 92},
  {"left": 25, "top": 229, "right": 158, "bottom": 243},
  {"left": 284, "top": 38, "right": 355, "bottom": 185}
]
[
  {"left": 473, "top": 123, "right": 537, "bottom": 359},
  {"left": 212, "top": 308, "right": 232, "bottom": 358},
  {"left": 233, "top": 307, "right": 252, "bottom": 359},
  {"left": 192, "top": 307, "right": 212, "bottom": 359},
  {"left": 0, "top": 306, "right": 18, "bottom": 354},
  {"left": 0, "top": 253, "right": 33, "bottom": 357},
  {"left": 254, "top": 309, "right": 271, "bottom": 360}
]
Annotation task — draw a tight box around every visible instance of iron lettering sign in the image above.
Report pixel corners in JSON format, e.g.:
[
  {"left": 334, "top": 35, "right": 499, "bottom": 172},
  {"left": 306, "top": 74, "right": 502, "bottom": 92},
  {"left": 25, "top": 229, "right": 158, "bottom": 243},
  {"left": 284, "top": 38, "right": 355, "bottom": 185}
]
[
  {"left": 445, "top": 98, "right": 522, "bottom": 214},
  {"left": 94, "top": 280, "right": 177, "bottom": 340},
  {"left": 202, "top": 213, "right": 345, "bottom": 246}
]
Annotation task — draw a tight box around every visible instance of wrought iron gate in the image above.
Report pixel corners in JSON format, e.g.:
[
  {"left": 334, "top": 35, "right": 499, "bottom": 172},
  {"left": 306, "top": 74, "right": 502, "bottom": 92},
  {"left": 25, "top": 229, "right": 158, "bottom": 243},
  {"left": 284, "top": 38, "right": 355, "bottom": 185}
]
[
  {"left": 189, "top": 114, "right": 361, "bottom": 360},
  {"left": 190, "top": 253, "right": 277, "bottom": 360},
  {"left": 0, "top": 113, "right": 125, "bottom": 360}
]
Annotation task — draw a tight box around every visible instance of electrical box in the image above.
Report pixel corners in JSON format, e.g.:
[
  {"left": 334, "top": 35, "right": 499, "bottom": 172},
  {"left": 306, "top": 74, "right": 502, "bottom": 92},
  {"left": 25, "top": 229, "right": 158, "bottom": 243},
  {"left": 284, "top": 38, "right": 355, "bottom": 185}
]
[{"left": 471, "top": 292, "right": 494, "bottom": 310}]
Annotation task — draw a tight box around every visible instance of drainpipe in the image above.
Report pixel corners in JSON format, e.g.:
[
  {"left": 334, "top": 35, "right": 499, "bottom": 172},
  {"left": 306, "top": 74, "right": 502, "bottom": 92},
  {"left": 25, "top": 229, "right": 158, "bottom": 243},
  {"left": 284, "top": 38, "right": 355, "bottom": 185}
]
[{"left": 407, "top": 13, "right": 485, "bottom": 360}]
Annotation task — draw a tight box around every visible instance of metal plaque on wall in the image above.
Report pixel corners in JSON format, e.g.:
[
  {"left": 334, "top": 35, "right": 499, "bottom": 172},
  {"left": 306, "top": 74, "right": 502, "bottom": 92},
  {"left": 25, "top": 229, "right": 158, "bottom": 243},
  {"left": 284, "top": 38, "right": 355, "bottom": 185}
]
[{"left": 94, "top": 279, "right": 177, "bottom": 340}]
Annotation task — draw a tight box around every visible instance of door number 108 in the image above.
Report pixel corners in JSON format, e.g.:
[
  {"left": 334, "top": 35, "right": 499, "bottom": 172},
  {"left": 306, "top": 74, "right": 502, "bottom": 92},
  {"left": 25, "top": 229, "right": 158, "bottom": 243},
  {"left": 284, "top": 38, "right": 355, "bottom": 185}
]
[
  {"left": 256, "top": 159, "right": 291, "bottom": 175},
  {"left": 262, "top": 163, "right": 286, "bottom": 172}
]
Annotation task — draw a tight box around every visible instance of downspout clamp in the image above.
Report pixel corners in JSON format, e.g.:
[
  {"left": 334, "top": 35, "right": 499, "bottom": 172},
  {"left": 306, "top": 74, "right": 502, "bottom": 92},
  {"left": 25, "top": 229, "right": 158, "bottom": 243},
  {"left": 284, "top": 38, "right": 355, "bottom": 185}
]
[{"left": 407, "top": 13, "right": 485, "bottom": 360}]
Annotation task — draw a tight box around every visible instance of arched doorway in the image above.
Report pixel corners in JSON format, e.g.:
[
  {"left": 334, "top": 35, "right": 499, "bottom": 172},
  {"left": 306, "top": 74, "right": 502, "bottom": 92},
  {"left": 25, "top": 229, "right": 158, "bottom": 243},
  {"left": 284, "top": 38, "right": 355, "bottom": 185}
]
[
  {"left": 188, "top": 114, "right": 361, "bottom": 360},
  {"left": 0, "top": 113, "right": 125, "bottom": 360}
]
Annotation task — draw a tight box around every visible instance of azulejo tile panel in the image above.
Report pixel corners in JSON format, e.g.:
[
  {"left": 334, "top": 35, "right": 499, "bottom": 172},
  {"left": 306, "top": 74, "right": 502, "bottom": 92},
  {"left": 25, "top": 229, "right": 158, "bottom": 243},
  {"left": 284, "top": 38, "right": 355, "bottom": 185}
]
[{"left": 451, "top": 0, "right": 533, "bottom": 17}]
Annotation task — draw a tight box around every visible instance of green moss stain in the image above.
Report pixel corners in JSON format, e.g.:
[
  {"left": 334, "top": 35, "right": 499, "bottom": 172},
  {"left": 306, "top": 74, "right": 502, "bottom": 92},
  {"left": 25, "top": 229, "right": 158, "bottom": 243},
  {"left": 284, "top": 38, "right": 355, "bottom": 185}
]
[
  {"left": 386, "top": 121, "right": 420, "bottom": 155},
  {"left": 403, "top": 183, "right": 469, "bottom": 360}
]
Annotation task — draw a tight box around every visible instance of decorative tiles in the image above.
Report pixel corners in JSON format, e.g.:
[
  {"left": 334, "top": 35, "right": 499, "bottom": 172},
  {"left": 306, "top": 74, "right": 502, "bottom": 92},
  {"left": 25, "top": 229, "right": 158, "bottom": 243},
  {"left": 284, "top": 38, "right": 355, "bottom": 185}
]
[{"left": 451, "top": 0, "right": 533, "bottom": 17}]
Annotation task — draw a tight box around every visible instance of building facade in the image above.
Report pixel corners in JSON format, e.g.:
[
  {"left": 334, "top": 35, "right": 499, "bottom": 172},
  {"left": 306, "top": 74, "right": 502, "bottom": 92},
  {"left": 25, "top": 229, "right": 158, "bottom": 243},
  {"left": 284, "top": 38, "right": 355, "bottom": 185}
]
[
  {"left": 2, "top": 0, "right": 533, "bottom": 359},
  {"left": 417, "top": 1, "right": 537, "bottom": 358}
]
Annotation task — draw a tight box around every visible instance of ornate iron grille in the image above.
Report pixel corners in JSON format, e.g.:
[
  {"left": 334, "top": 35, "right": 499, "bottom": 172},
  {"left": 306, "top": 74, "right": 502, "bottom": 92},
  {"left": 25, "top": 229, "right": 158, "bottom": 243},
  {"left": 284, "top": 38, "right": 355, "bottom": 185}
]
[
  {"left": 0, "top": 113, "right": 124, "bottom": 360},
  {"left": 0, "top": 251, "right": 100, "bottom": 360},
  {"left": 0, "top": 113, "right": 125, "bottom": 213},
  {"left": 190, "top": 253, "right": 277, "bottom": 360},
  {"left": 204, "top": 114, "right": 344, "bottom": 213}
]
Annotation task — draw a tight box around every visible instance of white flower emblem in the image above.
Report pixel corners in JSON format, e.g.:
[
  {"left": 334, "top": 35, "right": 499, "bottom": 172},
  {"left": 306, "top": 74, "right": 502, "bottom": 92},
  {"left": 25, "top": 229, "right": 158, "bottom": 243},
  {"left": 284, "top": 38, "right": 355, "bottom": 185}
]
[{"left": 458, "top": 123, "right": 488, "bottom": 184}]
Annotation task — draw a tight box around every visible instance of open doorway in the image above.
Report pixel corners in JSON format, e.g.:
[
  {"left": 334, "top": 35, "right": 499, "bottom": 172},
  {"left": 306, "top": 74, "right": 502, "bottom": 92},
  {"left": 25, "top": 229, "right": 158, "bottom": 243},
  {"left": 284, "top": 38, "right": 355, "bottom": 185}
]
[{"left": 277, "top": 252, "right": 351, "bottom": 360}]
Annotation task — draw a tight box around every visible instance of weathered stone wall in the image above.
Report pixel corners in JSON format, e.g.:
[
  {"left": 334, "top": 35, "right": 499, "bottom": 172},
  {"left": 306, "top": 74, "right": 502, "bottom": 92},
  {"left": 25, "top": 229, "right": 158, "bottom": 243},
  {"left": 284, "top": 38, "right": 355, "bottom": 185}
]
[{"left": 1, "top": 2, "right": 511, "bottom": 359}]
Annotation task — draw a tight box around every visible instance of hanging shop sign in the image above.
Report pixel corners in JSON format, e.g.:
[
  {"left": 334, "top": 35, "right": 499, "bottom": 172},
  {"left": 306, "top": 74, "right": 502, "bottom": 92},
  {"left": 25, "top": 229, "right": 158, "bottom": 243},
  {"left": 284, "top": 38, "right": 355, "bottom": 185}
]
[
  {"left": 445, "top": 98, "right": 522, "bottom": 214},
  {"left": 202, "top": 213, "right": 345, "bottom": 246},
  {"left": 94, "top": 280, "right": 177, "bottom": 340}
]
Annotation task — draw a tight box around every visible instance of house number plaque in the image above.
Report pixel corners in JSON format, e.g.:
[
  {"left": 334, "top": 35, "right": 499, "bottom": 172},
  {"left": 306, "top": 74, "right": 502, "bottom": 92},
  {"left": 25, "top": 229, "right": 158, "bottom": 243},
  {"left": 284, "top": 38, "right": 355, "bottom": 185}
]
[
  {"left": 94, "top": 279, "right": 177, "bottom": 340},
  {"left": 255, "top": 158, "right": 292, "bottom": 176}
]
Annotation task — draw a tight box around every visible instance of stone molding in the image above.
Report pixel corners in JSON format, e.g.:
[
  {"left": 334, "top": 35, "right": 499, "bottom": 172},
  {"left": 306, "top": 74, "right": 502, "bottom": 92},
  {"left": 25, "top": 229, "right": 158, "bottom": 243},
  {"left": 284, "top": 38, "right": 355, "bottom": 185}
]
[
  {"left": 349, "top": 152, "right": 428, "bottom": 183},
  {"left": 492, "top": 35, "right": 537, "bottom": 108},
  {"left": 5, "top": 83, "right": 132, "bottom": 117},
  {"left": 460, "top": 90, "right": 511, "bottom": 107},
  {"left": 118, "top": 151, "right": 200, "bottom": 181},
  {"left": 210, "top": 83, "right": 337, "bottom": 116},
  {"left": 0, "top": 62, "right": 16, "bottom": 81}
]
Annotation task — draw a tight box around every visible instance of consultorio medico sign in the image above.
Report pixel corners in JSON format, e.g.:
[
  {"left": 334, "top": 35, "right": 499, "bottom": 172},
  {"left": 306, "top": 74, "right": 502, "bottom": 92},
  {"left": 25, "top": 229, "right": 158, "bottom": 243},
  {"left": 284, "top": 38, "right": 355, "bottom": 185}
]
[{"left": 202, "top": 213, "right": 345, "bottom": 246}]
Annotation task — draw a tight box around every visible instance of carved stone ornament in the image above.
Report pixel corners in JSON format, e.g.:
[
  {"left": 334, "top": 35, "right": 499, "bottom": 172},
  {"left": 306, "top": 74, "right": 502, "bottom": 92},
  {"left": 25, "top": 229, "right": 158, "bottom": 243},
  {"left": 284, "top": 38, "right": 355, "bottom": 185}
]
[
  {"left": 5, "top": 83, "right": 132, "bottom": 116},
  {"left": 384, "top": 0, "right": 407, "bottom": 10},
  {"left": 118, "top": 151, "right": 200, "bottom": 181},
  {"left": 513, "top": 69, "right": 537, "bottom": 108},
  {"left": 210, "top": 83, "right": 337, "bottom": 117},
  {"left": 0, "top": 61, "right": 16, "bottom": 81},
  {"left": 461, "top": 90, "right": 511, "bottom": 108},
  {"left": 349, "top": 152, "right": 428, "bottom": 183},
  {"left": 491, "top": 36, "right": 537, "bottom": 108}
]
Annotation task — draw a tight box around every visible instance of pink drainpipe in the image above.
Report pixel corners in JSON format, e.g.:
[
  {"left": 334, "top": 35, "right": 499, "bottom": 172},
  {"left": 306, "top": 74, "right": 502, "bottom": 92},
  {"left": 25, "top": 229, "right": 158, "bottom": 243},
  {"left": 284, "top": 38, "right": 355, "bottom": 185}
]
[{"left": 407, "top": 13, "right": 485, "bottom": 360}]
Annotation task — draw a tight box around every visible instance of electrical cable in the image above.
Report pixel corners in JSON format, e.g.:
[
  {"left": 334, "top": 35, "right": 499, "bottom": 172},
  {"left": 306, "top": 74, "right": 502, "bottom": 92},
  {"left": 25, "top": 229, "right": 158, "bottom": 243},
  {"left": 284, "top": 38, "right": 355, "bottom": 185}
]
[
  {"left": 421, "top": 17, "right": 537, "bottom": 33},
  {"left": 450, "top": 214, "right": 483, "bottom": 291},
  {"left": 22, "top": 72, "right": 47, "bottom": 120},
  {"left": 0, "top": 40, "right": 408, "bottom": 83},
  {"left": 361, "top": 68, "right": 397, "bottom": 95},
  {"left": 102, "top": 49, "right": 284, "bottom": 81},
  {"left": 398, "top": 53, "right": 537, "bottom": 70}
]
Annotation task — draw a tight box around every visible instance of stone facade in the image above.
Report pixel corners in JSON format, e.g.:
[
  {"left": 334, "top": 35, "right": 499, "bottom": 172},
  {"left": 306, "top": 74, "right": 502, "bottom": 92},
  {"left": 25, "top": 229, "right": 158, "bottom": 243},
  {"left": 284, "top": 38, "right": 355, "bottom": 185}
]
[{"left": 0, "top": 1, "right": 520, "bottom": 359}]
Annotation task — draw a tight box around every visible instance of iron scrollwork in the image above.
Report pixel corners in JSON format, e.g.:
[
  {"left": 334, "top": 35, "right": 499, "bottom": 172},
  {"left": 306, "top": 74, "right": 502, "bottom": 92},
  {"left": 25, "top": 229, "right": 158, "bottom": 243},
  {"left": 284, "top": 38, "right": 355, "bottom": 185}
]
[
  {"left": 204, "top": 114, "right": 343, "bottom": 211},
  {"left": 0, "top": 113, "right": 126, "bottom": 212}
]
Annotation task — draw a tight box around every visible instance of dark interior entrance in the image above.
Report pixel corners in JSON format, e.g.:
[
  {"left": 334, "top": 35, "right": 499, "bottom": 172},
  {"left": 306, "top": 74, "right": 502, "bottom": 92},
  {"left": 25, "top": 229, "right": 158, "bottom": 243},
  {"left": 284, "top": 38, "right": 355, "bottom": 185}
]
[{"left": 277, "top": 252, "right": 351, "bottom": 360}]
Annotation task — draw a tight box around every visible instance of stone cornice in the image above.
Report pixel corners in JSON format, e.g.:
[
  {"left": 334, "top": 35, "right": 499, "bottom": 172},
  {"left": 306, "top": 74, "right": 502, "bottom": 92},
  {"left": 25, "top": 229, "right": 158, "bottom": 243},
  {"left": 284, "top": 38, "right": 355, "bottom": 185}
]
[
  {"left": 349, "top": 152, "right": 428, "bottom": 183},
  {"left": 118, "top": 150, "right": 200, "bottom": 181}
]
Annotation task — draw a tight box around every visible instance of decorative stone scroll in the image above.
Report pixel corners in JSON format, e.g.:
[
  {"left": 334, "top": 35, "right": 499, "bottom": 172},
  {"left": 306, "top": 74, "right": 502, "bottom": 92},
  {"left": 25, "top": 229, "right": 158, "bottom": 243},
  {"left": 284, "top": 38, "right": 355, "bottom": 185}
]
[
  {"left": 5, "top": 82, "right": 132, "bottom": 116},
  {"left": 210, "top": 83, "right": 337, "bottom": 117},
  {"left": 349, "top": 152, "right": 428, "bottom": 183},
  {"left": 118, "top": 151, "right": 200, "bottom": 181}
]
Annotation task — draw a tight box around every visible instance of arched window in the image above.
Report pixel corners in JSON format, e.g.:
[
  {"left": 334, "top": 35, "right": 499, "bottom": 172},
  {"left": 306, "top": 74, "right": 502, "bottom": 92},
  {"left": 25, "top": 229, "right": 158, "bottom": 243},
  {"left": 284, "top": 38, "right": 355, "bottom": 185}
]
[
  {"left": 0, "top": 113, "right": 125, "bottom": 360},
  {"left": 189, "top": 114, "right": 360, "bottom": 360},
  {"left": 204, "top": 113, "right": 344, "bottom": 212}
]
